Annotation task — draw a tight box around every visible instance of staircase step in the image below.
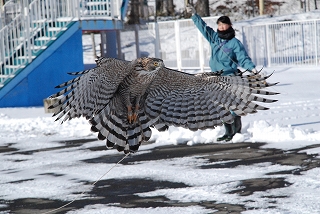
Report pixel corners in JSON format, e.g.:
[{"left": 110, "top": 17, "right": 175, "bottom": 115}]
[
  {"left": 0, "top": 74, "right": 15, "bottom": 85},
  {"left": 0, "top": 65, "right": 24, "bottom": 79},
  {"left": 14, "top": 56, "right": 36, "bottom": 64},
  {"left": 31, "top": 45, "right": 47, "bottom": 50},
  {"left": 30, "top": 45, "right": 47, "bottom": 55},
  {"left": 32, "top": 19, "right": 47, "bottom": 28},
  {"left": 34, "top": 36, "right": 56, "bottom": 46},
  {"left": 49, "top": 27, "right": 68, "bottom": 31},
  {"left": 0, "top": 74, "right": 15, "bottom": 78},
  {"left": 4, "top": 65, "right": 25, "bottom": 70},
  {"left": 32, "top": 19, "right": 47, "bottom": 24},
  {"left": 0, "top": 73, "right": 16, "bottom": 88}
]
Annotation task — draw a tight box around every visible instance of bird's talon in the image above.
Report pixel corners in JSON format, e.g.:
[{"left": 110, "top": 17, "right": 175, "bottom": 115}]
[
  {"left": 127, "top": 113, "right": 138, "bottom": 123},
  {"left": 127, "top": 111, "right": 133, "bottom": 123},
  {"left": 132, "top": 113, "right": 138, "bottom": 123}
]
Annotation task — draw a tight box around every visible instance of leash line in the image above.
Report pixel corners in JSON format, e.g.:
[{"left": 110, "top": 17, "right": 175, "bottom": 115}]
[{"left": 42, "top": 152, "right": 130, "bottom": 214}]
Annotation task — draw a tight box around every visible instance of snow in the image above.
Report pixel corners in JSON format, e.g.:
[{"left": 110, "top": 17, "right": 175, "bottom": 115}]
[{"left": 1, "top": 8, "right": 320, "bottom": 214}]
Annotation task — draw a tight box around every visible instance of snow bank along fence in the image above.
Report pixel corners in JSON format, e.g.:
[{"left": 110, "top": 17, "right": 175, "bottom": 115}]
[
  {"left": 0, "top": 0, "right": 122, "bottom": 88},
  {"left": 144, "top": 18, "right": 320, "bottom": 71}
]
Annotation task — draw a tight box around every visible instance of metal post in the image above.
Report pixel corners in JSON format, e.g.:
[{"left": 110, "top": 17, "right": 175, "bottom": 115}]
[
  {"left": 116, "top": 30, "right": 123, "bottom": 59},
  {"left": 197, "top": 31, "right": 204, "bottom": 72},
  {"left": 314, "top": 20, "right": 318, "bottom": 66},
  {"left": 301, "top": 24, "right": 305, "bottom": 62},
  {"left": 91, "top": 33, "right": 97, "bottom": 59},
  {"left": 154, "top": 22, "right": 160, "bottom": 58},
  {"left": 110, "top": 0, "right": 114, "bottom": 18},
  {"left": 135, "top": 24, "right": 140, "bottom": 58},
  {"left": 106, "top": 30, "right": 118, "bottom": 58},
  {"left": 100, "top": 31, "right": 107, "bottom": 57},
  {"left": 76, "top": 0, "right": 81, "bottom": 19},
  {"left": 174, "top": 21, "right": 181, "bottom": 70},
  {"left": 265, "top": 24, "right": 271, "bottom": 67},
  {"left": 23, "top": 0, "right": 32, "bottom": 63}
]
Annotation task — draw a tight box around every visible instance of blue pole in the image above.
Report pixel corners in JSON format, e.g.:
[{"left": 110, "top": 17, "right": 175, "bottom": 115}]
[{"left": 106, "top": 30, "right": 117, "bottom": 58}]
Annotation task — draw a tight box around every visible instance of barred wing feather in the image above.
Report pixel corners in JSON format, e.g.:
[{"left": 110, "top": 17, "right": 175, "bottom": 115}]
[
  {"left": 144, "top": 67, "right": 278, "bottom": 130},
  {"left": 49, "top": 58, "right": 130, "bottom": 122}
]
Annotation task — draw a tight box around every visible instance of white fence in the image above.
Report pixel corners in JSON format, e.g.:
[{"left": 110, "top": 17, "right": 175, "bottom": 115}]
[
  {"left": 0, "top": 0, "right": 123, "bottom": 87},
  {"left": 149, "top": 17, "right": 219, "bottom": 72},
  {"left": 121, "top": 17, "right": 218, "bottom": 72},
  {"left": 242, "top": 19, "right": 320, "bottom": 67},
  {"left": 123, "top": 17, "right": 320, "bottom": 72}
]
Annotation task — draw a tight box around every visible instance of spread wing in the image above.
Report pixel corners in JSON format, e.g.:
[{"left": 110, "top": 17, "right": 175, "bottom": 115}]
[
  {"left": 144, "top": 67, "right": 278, "bottom": 131},
  {"left": 49, "top": 57, "right": 131, "bottom": 122},
  {"left": 48, "top": 56, "right": 278, "bottom": 154}
]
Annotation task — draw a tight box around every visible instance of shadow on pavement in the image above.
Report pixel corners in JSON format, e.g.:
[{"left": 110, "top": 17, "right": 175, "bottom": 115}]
[{"left": 1, "top": 139, "right": 320, "bottom": 214}]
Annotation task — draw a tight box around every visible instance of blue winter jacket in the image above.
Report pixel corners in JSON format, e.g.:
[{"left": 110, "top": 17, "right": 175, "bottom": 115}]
[{"left": 191, "top": 14, "right": 255, "bottom": 76}]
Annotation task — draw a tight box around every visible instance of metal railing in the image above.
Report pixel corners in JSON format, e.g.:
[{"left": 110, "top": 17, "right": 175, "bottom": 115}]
[
  {"left": 142, "top": 17, "right": 320, "bottom": 72},
  {"left": 145, "top": 17, "right": 219, "bottom": 72},
  {"left": 242, "top": 19, "right": 320, "bottom": 67},
  {"left": 0, "top": 0, "right": 122, "bottom": 88}
]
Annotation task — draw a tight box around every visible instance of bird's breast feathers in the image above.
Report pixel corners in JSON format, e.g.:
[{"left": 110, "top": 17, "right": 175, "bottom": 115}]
[{"left": 135, "top": 69, "right": 159, "bottom": 83}]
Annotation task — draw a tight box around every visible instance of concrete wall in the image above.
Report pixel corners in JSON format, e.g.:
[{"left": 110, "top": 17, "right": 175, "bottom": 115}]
[{"left": 0, "top": 22, "right": 84, "bottom": 107}]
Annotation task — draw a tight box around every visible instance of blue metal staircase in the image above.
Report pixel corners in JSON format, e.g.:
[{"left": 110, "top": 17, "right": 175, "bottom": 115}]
[{"left": 0, "top": 0, "right": 128, "bottom": 107}]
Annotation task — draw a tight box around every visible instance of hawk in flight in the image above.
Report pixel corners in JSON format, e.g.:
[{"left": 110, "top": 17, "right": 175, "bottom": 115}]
[{"left": 49, "top": 57, "right": 278, "bottom": 153}]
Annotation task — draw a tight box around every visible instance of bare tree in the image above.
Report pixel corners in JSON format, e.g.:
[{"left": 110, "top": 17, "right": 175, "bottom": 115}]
[
  {"left": 195, "top": 0, "right": 210, "bottom": 17},
  {"left": 156, "top": 0, "right": 164, "bottom": 16},
  {"left": 128, "top": 0, "right": 140, "bottom": 24},
  {"left": 167, "top": 0, "right": 175, "bottom": 16},
  {"left": 156, "top": 0, "right": 175, "bottom": 17}
]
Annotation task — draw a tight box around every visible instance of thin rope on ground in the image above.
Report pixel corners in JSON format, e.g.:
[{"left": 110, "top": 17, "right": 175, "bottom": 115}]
[{"left": 42, "top": 152, "right": 130, "bottom": 214}]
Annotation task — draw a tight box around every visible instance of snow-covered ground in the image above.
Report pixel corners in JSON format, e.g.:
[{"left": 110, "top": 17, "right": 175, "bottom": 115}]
[{"left": 1, "top": 10, "right": 320, "bottom": 214}]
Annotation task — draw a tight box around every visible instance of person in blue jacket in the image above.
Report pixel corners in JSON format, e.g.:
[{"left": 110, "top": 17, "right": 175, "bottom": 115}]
[{"left": 186, "top": 5, "right": 258, "bottom": 142}]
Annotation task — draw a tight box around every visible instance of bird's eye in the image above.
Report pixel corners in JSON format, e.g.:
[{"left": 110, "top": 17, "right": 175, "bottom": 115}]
[{"left": 154, "top": 62, "right": 159, "bottom": 66}]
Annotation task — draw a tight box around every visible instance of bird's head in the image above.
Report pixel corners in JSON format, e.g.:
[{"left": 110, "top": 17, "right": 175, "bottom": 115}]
[{"left": 136, "top": 57, "right": 164, "bottom": 73}]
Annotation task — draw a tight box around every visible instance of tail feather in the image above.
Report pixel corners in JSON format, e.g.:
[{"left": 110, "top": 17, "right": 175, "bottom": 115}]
[
  {"left": 89, "top": 102, "right": 156, "bottom": 153},
  {"left": 153, "top": 123, "right": 168, "bottom": 131}
]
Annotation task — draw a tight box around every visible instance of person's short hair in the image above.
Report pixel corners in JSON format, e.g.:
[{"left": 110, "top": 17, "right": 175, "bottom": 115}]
[{"left": 217, "top": 16, "right": 232, "bottom": 25}]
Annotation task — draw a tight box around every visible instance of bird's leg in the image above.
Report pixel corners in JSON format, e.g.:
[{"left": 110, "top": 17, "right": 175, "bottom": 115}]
[
  {"left": 132, "top": 104, "right": 139, "bottom": 122},
  {"left": 131, "top": 96, "right": 142, "bottom": 123},
  {"left": 127, "top": 105, "right": 134, "bottom": 123},
  {"left": 126, "top": 95, "right": 141, "bottom": 124},
  {"left": 127, "top": 105, "right": 139, "bottom": 123}
]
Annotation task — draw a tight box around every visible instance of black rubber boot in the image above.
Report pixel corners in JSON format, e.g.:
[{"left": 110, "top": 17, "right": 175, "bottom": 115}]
[
  {"left": 234, "top": 116, "right": 242, "bottom": 134},
  {"left": 217, "top": 123, "right": 233, "bottom": 141}
]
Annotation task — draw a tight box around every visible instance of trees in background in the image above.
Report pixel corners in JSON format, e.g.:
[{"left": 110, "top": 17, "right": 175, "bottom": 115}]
[
  {"left": 127, "top": 0, "right": 140, "bottom": 24},
  {"left": 126, "top": 0, "right": 319, "bottom": 24},
  {"left": 156, "top": 0, "right": 175, "bottom": 16},
  {"left": 195, "top": 0, "right": 210, "bottom": 17}
]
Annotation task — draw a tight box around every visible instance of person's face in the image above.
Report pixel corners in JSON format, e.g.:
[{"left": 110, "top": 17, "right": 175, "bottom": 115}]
[{"left": 217, "top": 22, "right": 231, "bottom": 31}]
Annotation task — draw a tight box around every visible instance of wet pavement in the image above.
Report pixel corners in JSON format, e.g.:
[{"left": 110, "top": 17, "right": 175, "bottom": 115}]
[{"left": 1, "top": 139, "right": 320, "bottom": 214}]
